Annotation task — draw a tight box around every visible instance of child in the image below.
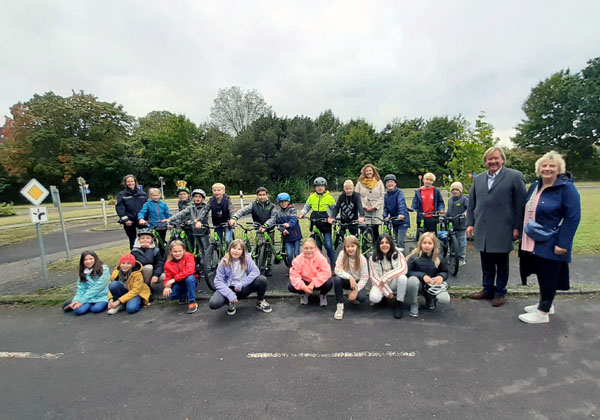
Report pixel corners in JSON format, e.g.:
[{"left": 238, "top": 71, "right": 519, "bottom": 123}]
[
  {"left": 299, "top": 177, "right": 336, "bottom": 267},
  {"left": 209, "top": 239, "right": 272, "bottom": 315},
  {"left": 411, "top": 172, "right": 445, "bottom": 233},
  {"left": 208, "top": 183, "right": 234, "bottom": 245},
  {"left": 138, "top": 187, "right": 171, "bottom": 243},
  {"left": 447, "top": 181, "right": 468, "bottom": 265},
  {"left": 383, "top": 174, "right": 410, "bottom": 251},
  {"left": 329, "top": 180, "right": 365, "bottom": 236},
  {"left": 162, "top": 240, "right": 199, "bottom": 314},
  {"left": 107, "top": 254, "right": 151, "bottom": 315},
  {"left": 176, "top": 183, "right": 192, "bottom": 211},
  {"left": 332, "top": 236, "right": 369, "bottom": 320},
  {"left": 369, "top": 234, "right": 417, "bottom": 319},
  {"left": 170, "top": 188, "right": 210, "bottom": 258},
  {"left": 406, "top": 232, "right": 451, "bottom": 315},
  {"left": 63, "top": 251, "right": 110, "bottom": 316},
  {"left": 230, "top": 187, "right": 276, "bottom": 275},
  {"left": 288, "top": 238, "right": 333, "bottom": 306},
  {"left": 265, "top": 193, "right": 302, "bottom": 266},
  {"left": 131, "top": 228, "right": 165, "bottom": 287}
]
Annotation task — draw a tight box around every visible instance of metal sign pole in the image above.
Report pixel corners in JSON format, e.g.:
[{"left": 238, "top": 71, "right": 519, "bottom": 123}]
[
  {"left": 35, "top": 222, "right": 49, "bottom": 289},
  {"left": 101, "top": 198, "right": 108, "bottom": 226},
  {"left": 239, "top": 190, "right": 244, "bottom": 209}
]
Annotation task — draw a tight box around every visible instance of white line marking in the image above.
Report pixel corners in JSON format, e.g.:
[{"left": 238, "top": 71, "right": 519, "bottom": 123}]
[
  {"left": 247, "top": 351, "right": 416, "bottom": 359},
  {"left": 0, "top": 351, "right": 64, "bottom": 360}
]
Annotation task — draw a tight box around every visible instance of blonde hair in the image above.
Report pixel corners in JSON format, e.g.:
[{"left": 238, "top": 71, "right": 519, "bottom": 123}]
[
  {"left": 212, "top": 183, "right": 226, "bottom": 191},
  {"left": 167, "top": 240, "right": 186, "bottom": 261},
  {"left": 535, "top": 150, "right": 566, "bottom": 175},
  {"left": 222, "top": 239, "right": 247, "bottom": 271},
  {"left": 343, "top": 179, "right": 354, "bottom": 188},
  {"left": 341, "top": 235, "right": 362, "bottom": 273},
  {"left": 483, "top": 146, "right": 506, "bottom": 162},
  {"left": 406, "top": 232, "right": 440, "bottom": 267},
  {"left": 423, "top": 172, "right": 436, "bottom": 182},
  {"left": 302, "top": 237, "right": 318, "bottom": 250},
  {"left": 358, "top": 164, "right": 381, "bottom": 182},
  {"left": 148, "top": 187, "right": 161, "bottom": 196}
]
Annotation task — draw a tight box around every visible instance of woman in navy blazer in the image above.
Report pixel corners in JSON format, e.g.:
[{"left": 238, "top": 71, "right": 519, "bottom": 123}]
[{"left": 518, "top": 151, "right": 581, "bottom": 324}]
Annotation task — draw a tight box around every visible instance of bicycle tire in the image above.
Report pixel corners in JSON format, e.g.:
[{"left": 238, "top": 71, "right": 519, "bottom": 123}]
[
  {"left": 447, "top": 236, "right": 460, "bottom": 276},
  {"left": 202, "top": 244, "right": 220, "bottom": 291},
  {"left": 257, "top": 244, "right": 268, "bottom": 275}
]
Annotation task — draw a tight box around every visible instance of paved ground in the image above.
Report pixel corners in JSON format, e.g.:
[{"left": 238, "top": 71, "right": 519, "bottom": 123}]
[{"left": 1, "top": 296, "right": 599, "bottom": 419}]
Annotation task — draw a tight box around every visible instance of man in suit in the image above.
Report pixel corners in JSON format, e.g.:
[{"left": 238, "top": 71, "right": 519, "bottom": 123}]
[{"left": 466, "top": 147, "right": 527, "bottom": 307}]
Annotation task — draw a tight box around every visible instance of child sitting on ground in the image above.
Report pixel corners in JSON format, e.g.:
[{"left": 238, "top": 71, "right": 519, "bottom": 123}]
[
  {"left": 162, "top": 240, "right": 199, "bottom": 314},
  {"left": 332, "top": 236, "right": 369, "bottom": 320},
  {"left": 63, "top": 251, "right": 110, "bottom": 316},
  {"left": 131, "top": 228, "right": 165, "bottom": 287},
  {"left": 107, "top": 254, "right": 151, "bottom": 315},
  {"left": 288, "top": 238, "right": 333, "bottom": 307}
]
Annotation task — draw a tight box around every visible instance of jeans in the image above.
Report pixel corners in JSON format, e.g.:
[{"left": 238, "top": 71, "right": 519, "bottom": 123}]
[
  {"left": 285, "top": 240, "right": 301, "bottom": 266},
  {"left": 332, "top": 275, "right": 368, "bottom": 304},
  {"left": 480, "top": 251, "right": 509, "bottom": 297},
  {"left": 288, "top": 278, "right": 333, "bottom": 295},
  {"left": 369, "top": 275, "right": 419, "bottom": 304},
  {"left": 316, "top": 232, "right": 335, "bottom": 267},
  {"left": 109, "top": 282, "right": 143, "bottom": 314},
  {"left": 456, "top": 230, "right": 467, "bottom": 261},
  {"left": 73, "top": 301, "right": 108, "bottom": 316},
  {"left": 169, "top": 275, "right": 197, "bottom": 303},
  {"left": 393, "top": 226, "right": 408, "bottom": 250},
  {"left": 215, "top": 226, "right": 234, "bottom": 245},
  {"left": 209, "top": 275, "right": 268, "bottom": 309}
]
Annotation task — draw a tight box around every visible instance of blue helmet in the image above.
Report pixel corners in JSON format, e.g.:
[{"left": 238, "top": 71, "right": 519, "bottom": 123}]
[{"left": 277, "top": 193, "right": 291, "bottom": 202}]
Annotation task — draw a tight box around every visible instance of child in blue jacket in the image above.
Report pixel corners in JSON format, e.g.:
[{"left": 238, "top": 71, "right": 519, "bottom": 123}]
[
  {"left": 265, "top": 193, "right": 303, "bottom": 266},
  {"left": 138, "top": 187, "right": 171, "bottom": 243},
  {"left": 63, "top": 251, "right": 110, "bottom": 315},
  {"left": 383, "top": 174, "right": 410, "bottom": 251}
]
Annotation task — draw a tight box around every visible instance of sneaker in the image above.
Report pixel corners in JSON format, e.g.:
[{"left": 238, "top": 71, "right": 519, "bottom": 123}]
[
  {"left": 393, "top": 301, "right": 404, "bottom": 319},
  {"left": 409, "top": 303, "right": 419, "bottom": 318},
  {"left": 178, "top": 299, "right": 187, "bottom": 305},
  {"left": 334, "top": 303, "right": 344, "bottom": 320},
  {"left": 300, "top": 294, "right": 309, "bottom": 305},
  {"left": 227, "top": 304, "right": 236, "bottom": 315},
  {"left": 319, "top": 295, "right": 328, "bottom": 307},
  {"left": 256, "top": 300, "right": 272, "bottom": 313},
  {"left": 265, "top": 268, "right": 273, "bottom": 277},
  {"left": 459, "top": 260, "right": 466, "bottom": 266},
  {"left": 107, "top": 304, "right": 123, "bottom": 315},
  {"left": 524, "top": 304, "right": 554, "bottom": 315},
  {"left": 518, "top": 311, "right": 550, "bottom": 324},
  {"left": 187, "top": 302, "right": 198, "bottom": 314}
]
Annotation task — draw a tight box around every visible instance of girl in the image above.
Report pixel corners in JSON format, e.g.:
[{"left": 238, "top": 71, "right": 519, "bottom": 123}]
[
  {"left": 63, "top": 251, "right": 110, "bottom": 316},
  {"left": 288, "top": 238, "right": 333, "bottom": 306},
  {"left": 369, "top": 234, "right": 415, "bottom": 319},
  {"left": 107, "top": 253, "right": 152, "bottom": 315},
  {"left": 406, "top": 232, "right": 450, "bottom": 317},
  {"left": 332, "top": 236, "right": 369, "bottom": 320},
  {"left": 138, "top": 187, "right": 171, "bottom": 243},
  {"left": 162, "top": 240, "right": 198, "bottom": 314},
  {"left": 355, "top": 164, "right": 385, "bottom": 242},
  {"left": 209, "top": 239, "right": 272, "bottom": 315}
]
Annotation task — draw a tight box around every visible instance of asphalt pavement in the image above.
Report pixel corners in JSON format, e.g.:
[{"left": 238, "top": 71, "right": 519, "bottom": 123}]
[{"left": 1, "top": 296, "right": 599, "bottom": 419}]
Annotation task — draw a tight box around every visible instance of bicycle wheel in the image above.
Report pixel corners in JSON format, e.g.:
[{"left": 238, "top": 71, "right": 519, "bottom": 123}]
[
  {"left": 202, "top": 244, "right": 220, "bottom": 291},
  {"left": 447, "top": 236, "right": 459, "bottom": 276},
  {"left": 257, "top": 244, "right": 268, "bottom": 275}
]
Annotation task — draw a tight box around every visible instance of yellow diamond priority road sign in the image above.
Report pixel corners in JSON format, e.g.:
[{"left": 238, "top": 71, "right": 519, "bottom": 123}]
[{"left": 20, "top": 178, "right": 50, "bottom": 206}]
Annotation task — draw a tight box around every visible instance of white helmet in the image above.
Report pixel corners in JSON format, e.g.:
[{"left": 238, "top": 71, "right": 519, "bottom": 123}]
[{"left": 426, "top": 281, "right": 449, "bottom": 296}]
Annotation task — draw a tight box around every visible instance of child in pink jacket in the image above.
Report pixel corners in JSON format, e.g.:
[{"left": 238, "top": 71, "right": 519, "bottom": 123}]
[{"left": 288, "top": 238, "right": 333, "bottom": 306}]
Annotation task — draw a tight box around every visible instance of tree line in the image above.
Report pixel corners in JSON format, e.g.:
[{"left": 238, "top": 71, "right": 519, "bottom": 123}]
[{"left": 1, "top": 57, "right": 598, "bottom": 203}]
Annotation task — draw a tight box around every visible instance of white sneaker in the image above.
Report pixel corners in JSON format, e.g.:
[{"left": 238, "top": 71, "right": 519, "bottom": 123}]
[
  {"left": 300, "top": 294, "right": 309, "bottom": 305},
  {"left": 107, "top": 304, "right": 123, "bottom": 315},
  {"left": 524, "top": 304, "right": 554, "bottom": 315},
  {"left": 319, "top": 295, "right": 328, "bottom": 307},
  {"left": 334, "top": 303, "right": 344, "bottom": 320},
  {"left": 409, "top": 303, "right": 419, "bottom": 318},
  {"left": 459, "top": 260, "right": 466, "bottom": 266},
  {"left": 518, "top": 311, "right": 550, "bottom": 324}
]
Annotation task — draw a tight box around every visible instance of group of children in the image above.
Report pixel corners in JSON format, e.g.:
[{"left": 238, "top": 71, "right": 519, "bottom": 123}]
[{"left": 64, "top": 172, "right": 465, "bottom": 320}]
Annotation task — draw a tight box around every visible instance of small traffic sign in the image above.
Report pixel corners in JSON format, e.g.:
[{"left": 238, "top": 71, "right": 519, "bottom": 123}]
[
  {"left": 20, "top": 178, "right": 50, "bottom": 206},
  {"left": 30, "top": 206, "right": 48, "bottom": 223}
]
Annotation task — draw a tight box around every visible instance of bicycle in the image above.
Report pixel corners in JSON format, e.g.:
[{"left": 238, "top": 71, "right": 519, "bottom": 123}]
[
  {"left": 411, "top": 210, "right": 444, "bottom": 244},
  {"left": 332, "top": 219, "right": 374, "bottom": 259},
  {"left": 368, "top": 216, "right": 406, "bottom": 249},
  {"left": 239, "top": 222, "right": 289, "bottom": 275},
  {"left": 202, "top": 223, "right": 230, "bottom": 291},
  {"left": 437, "top": 214, "right": 464, "bottom": 277},
  {"left": 308, "top": 218, "right": 336, "bottom": 258},
  {"left": 167, "top": 220, "right": 206, "bottom": 281}
]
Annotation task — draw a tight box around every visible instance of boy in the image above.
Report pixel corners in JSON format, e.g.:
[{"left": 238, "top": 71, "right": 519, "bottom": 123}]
[
  {"left": 230, "top": 187, "right": 276, "bottom": 275},
  {"left": 411, "top": 172, "right": 445, "bottom": 233},
  {"left": 176, "top": 183, "right": 192, "bottom": 211},
  {"left": 328, "top": 180, "right": 365, "bottom": 236},
  {"left": 138, "top": 187, "right": 171, "bottom": 243},
  {"left": 383, "top": 174, "right": 410, "bottom": 251},
  {"left": 170, "top": 189, "right": 211, "bottom": 258},
  {"left": 265, "top": 192, "right": 303, "bottom": 266},
  {"left": 208, "top": 183, "right": 234, "bottom": 245},
  {"left": 447, "top": 181, "right": 468, "bottom": 265},
  {"left": 299, "top": 177, "right": 336, "bottom": 267},
  {"left": 131, "top": 228, "right": 165, "bottom": 287}
]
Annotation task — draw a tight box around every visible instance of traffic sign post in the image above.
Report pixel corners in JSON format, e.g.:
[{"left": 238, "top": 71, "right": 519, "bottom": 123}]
[
  {"left": 21, "top": 179, "right": 51, "bottom": 289},
  {"left": 50, "top": 185, "right": 71, "bottom": 260},
  {"left": 77, "top": 177, "right": 87, "bottom": 208}
]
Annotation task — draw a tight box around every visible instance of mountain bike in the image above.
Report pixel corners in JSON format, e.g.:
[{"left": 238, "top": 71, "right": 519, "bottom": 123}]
[
  {"left": 167, "top": 220, "right": 206, "bottom": 281},
  {"left": 239, "top": 222, "right": 289, "bottom": 275},
  {"left": 332, "top": 220, "right": 374, "bottom": 259},
  {"left": 437, "top": 214, "right": 464, "bottom": 277},
  {"left": 202, "top": 223, "right": 230, "bottom": 291},
  {"left": 308, "top": 218, "right": 336, "bottom": 257}
]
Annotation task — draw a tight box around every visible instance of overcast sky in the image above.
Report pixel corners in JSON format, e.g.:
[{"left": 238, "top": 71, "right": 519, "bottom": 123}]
[{"left": 1, "top": 0, "right": 599, "bottom": 145}]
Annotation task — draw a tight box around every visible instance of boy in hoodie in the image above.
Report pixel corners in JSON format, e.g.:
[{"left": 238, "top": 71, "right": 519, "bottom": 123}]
[
  {"left": 329, "top": 180, "right": 365, "bottom": 236},
  {"left": 383, "top": 174, "right": 410, "bottom": 251},
  {"left": 169, "top": 189, "right": 211, "bottom": 258},
  {"left": 229, "top": 187, "right": 276, "bottom": 275},
  {"left": 208, "top": 183, "right": 235, "bottom": 245},
  {"left": 265, "top": 192, "right": 303, "bottom": 266},
  {"left": 107, "top": 253, "right": 152, "bottom": 315},
  {"left": 131, "top": 228, "right": 165, "bottom": 287},
  {"left": 299, "top": 177, "right": 336, "bottom": 267}
]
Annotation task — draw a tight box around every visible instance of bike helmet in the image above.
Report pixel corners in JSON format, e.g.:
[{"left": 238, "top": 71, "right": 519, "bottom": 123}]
[
  {"left": 191, "top": 188, "right": 206, "bottom": 198},
  {"left": 437, "top": 230, "right": 448, "bottom": 241},
  {"left": 426, "top": 281, "right": 449, "bottom": 296},
  {"left": 277, "top": 192, "right": 291, "bottom": 202},
  {"left": 176, "top": 186, "right": 191, "bottom": 194},
  {"left": 383, "top": 174, "right": 397, "bottom": 183},
  {"left": 137, "top": 227, "right": 154, "bottom": 237},
  {"left": 313, "top": 177, "right": 327, "bottom": 187}
]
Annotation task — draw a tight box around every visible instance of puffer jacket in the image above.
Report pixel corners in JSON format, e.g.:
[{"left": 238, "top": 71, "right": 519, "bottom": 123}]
[{"left": 109, "top": 261, "right": 151, "bottom": 305}]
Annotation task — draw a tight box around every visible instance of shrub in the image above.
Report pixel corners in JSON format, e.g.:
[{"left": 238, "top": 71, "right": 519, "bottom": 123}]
[
  {"left": 105, "top": 194, "right": 116, "bottom": 205},
  {"left": 267, "top": 178, "right": 311, "bottom": 204},
  {"left": 0, "top": 202, "right": 16, "bottom": 217}
]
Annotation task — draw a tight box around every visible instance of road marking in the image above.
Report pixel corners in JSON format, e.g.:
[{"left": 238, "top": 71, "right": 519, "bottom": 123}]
[
  {"left": 0, "top": 351, "right": 64, "bottom": 360},
  {"left": 247, "top": 351, "right": 416, "bottom": 359}
]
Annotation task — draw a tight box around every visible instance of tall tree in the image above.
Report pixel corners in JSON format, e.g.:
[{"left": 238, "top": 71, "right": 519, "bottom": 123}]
[{"left": 210, "top": 86, "right": 272, "bottom": 136}]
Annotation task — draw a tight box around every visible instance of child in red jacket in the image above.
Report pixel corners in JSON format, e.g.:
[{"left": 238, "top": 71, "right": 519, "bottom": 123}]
[{"left": 162, "top": 240, "right": 198, "bottom": 314}]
